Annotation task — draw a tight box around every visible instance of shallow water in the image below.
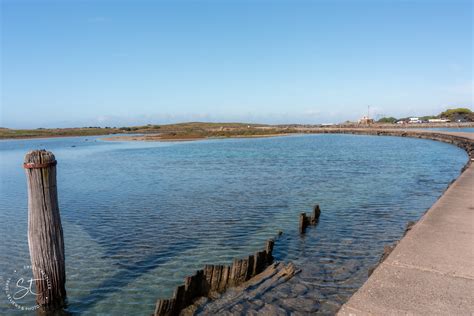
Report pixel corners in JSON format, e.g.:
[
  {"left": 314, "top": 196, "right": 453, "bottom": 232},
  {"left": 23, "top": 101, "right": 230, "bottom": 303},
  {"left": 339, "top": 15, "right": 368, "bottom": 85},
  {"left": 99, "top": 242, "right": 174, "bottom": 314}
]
[
  {"left": 0, "top": 134, "right": 467, "bottom": 314},
  {"left": 425, "top": 127, "right": 474, "bottom": 132}
]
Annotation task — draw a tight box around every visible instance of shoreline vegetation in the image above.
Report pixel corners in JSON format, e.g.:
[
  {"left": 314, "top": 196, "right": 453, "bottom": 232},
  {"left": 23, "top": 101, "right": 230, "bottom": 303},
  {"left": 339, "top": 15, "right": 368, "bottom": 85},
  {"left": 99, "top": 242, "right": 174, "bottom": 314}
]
[{"left": 1, "top": 121, "right": 473, "bottom": 141}]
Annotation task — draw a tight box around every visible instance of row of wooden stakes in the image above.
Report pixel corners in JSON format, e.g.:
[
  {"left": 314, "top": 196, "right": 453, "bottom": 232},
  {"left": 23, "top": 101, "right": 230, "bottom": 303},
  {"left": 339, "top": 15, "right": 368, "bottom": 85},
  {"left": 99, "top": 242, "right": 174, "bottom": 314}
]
[
  {"left": 154, "top": 204, "right": 321, "bottom": 316},
  {"left": 154, "top": 239, "right": 275, "bottom": 316}
]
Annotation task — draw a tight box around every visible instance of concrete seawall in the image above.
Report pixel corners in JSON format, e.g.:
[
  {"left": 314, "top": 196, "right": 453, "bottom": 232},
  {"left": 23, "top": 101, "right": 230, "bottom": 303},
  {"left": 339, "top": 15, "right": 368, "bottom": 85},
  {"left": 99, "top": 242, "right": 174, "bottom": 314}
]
[{"left": 332, "top": 130, "right": 474, "bottom": 315}]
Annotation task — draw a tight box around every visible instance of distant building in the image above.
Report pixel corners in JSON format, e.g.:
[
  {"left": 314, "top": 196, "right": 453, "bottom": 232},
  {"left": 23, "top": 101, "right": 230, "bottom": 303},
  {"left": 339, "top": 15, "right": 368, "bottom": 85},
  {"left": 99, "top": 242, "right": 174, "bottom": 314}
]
[
  {"left": 358, "top": 115, "right": 374, "bottom": 124},
  {"left": 408, "top": 117, "right": 421, "bottom": 124},
  {"left": 428, "top": 118, "right": 451, "bottom": 123}
]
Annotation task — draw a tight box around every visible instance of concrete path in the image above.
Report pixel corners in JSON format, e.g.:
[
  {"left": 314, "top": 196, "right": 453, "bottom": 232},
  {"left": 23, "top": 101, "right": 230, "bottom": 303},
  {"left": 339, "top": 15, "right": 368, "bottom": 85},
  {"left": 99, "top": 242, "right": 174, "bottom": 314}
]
[{"left": 338, "top": 131, "right": 474, "bottom": 315}]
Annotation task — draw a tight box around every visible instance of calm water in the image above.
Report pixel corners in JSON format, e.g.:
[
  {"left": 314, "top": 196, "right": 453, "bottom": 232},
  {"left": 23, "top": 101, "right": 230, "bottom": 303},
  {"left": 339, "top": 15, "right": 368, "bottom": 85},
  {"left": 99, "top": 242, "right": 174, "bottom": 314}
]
[
  {"left": 0, "top": 134, "right": 468, "bottom": 315},
  {"left": 425, "top": 127, "right": 474, "bottom": 132}
]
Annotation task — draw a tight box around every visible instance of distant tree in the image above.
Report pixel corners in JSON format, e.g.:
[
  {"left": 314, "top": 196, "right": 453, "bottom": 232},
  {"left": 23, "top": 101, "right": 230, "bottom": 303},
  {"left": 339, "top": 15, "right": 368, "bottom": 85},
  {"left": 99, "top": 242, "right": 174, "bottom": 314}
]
[
  {"left": 377, "top": 117, "right": 397, "bottom": 123},
  {"left": 419, "top": 115, "right": 437, "bottom": 121},
  {"left": 439, "top": 108, "right": 473, "bottom": 121}
]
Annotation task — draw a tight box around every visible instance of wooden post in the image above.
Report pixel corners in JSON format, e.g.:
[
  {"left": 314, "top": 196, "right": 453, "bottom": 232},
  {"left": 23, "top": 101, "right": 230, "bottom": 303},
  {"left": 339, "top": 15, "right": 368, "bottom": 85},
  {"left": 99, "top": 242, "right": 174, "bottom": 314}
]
[
  {"left": 265, "top": 239, "right": 274, "bottom": 265},
  {"left": 311, "top": 204, "right": 321, "bottom": 224},
  {"left": 24, "top": 150, "right": 66, "bottom": 308},
  {"left": 299, "top": 212, "right": 308, "bottom": 233},
  {"left": 265, "top": 239, "right": 274, "bottom": 256},
  {"left": 219, "top": 266, "right": 230, "bottom": 291}
]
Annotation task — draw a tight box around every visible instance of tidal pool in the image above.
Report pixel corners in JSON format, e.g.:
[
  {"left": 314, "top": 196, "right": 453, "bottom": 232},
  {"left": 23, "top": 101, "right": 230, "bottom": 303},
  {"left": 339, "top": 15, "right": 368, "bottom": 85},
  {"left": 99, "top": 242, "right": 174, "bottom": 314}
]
[{"left": 0, "top": 134, "right": 467, "bottom": 314}]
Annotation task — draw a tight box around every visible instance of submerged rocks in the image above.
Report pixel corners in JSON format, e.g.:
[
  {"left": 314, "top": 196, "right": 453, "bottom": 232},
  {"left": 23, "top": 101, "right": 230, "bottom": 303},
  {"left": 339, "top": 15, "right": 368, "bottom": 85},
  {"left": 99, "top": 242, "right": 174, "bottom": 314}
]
[
  {"left": 281, "top": 297, "right": 320, "bottom": 314},
  {"left": 368, "top": 220, "right": 417, "bottom": 277},
  {"left": 188, "top": 262, "right": 301, "bottom": 315}
]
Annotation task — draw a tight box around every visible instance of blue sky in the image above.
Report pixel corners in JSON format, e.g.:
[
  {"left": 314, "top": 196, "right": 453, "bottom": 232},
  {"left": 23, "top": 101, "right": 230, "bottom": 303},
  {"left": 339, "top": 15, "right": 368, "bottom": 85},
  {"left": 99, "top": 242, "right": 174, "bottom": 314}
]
[{"left": 1, "top": 0, "right": 472, "bottom": 128}]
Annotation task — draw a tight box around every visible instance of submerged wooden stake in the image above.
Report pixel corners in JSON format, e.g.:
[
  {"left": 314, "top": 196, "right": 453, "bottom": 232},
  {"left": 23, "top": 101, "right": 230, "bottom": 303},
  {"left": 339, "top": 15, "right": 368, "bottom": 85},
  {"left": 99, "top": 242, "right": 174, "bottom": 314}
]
[
  {"left": 299, "top": 212, "right": 309, "bottom": 233},
  {"left": 24, "top": 150, "right": 66, "bottom": 308},
  {"left": 300, "top": 204, "right": 322, "bottom": 234},
  {"left": 311, "top": 204, "right": 321, "bottom": 224}
]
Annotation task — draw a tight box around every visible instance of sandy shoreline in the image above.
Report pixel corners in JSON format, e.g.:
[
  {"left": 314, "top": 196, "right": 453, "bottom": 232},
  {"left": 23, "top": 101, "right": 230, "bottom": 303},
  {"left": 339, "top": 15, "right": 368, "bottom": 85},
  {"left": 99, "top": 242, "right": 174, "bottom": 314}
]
[
  {"left": 101, "top": 133, "right": 292, "bottom": 142},
  {"left": 2, "top": 122, "right": 472, "bottom": 141}
]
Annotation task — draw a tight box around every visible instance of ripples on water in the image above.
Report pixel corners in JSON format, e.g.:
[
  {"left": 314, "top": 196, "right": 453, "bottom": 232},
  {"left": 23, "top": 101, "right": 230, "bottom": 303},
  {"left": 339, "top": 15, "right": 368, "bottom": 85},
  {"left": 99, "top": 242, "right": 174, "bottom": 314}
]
[
  {"left": 426, "top": 127, "right": 474, "bottom": 132},
  {"left": 0, "top": 134, "right": 468, "bottom": 315}
]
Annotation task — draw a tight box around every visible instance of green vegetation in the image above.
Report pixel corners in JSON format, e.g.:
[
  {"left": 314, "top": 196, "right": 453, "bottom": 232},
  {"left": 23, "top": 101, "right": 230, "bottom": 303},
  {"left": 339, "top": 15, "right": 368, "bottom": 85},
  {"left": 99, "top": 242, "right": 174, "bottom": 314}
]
[
  {"left": 0, "top": 127, "right": 122, "bottom": 139},
  {"left": 148, "top": 123, "right": 290, "bottom": 140},
  {"left": 376, "top": 108, "right": 473, "bottom": 124},
  {"left": 0, "top": 122, "right": 273, "bottom": 140},
  {"left": 377, "top": 117, "right": 397, "bottom": 123},
  {"left": 419, "top": 115, "right": 437, "bottom": 121},
  {"left": 439, "top": 108, "right": 473, "bottom": 121}
]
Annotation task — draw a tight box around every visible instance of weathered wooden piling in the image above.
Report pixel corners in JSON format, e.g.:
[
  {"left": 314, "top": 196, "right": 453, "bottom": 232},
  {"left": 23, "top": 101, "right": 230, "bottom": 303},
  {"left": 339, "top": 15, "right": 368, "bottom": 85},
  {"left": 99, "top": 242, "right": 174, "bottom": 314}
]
[
  {"left": 300, "top": 204, "right": 322, "bottom": 234},
  {"left": 154, "top": 239, "right": 275, "bottom": 316},
  {"left": 311, "top": 204, "right": 321, "bottom": 224},
  {"left": 266, "top": 239, "right": 274, "bottom": 261},
  {"left": 299, "top": 212, "right": 310, "bottom": 233},
  {"left": 24, "top": 150, "right": 66, "bottom": 308}
]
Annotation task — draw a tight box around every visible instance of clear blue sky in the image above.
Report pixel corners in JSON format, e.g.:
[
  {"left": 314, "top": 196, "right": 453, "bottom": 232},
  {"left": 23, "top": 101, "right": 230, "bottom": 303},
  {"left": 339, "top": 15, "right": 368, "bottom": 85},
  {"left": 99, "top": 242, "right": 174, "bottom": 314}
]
[{"left": 1, "top": 0, "right": 472, "bottom": 128}]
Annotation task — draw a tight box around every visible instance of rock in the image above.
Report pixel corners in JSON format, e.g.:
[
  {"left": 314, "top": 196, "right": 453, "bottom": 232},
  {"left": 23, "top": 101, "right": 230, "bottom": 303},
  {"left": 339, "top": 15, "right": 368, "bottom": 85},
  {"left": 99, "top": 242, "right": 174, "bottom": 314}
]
[
  {"left": 257, "top": 303, "right": 288, "bottom": 316},
  {"left": 281, "top": 297, "right": 320, "bottom": 313},
  {"left": 368, "top": 243, "right": 397, "bottom": 277},
  {"left": 192, "top": 262, "right": 300, "bottom": 315}
]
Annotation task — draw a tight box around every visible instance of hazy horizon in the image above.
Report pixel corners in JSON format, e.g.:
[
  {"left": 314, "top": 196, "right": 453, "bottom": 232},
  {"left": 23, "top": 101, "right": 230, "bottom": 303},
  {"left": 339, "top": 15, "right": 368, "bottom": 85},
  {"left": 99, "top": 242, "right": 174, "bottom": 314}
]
[
  {"left": 2, "top": 108, "right": 473, "bottom": 130},
  {"left": 1, "top": 0, "right": 472, "bottom": 129}
]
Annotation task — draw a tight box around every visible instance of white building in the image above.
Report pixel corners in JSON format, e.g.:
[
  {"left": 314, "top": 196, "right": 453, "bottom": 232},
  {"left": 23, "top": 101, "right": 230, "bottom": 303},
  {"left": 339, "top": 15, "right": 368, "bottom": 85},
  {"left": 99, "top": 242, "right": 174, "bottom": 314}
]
[
  {"left": 428, "top": 118, "right": 450, "bottom": 123},
  {"left": 358, "top": 115, "right": 374, "bottom": 124},
  {"left": 408, "top": 117, "right": 421, "bottom": 123}
]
